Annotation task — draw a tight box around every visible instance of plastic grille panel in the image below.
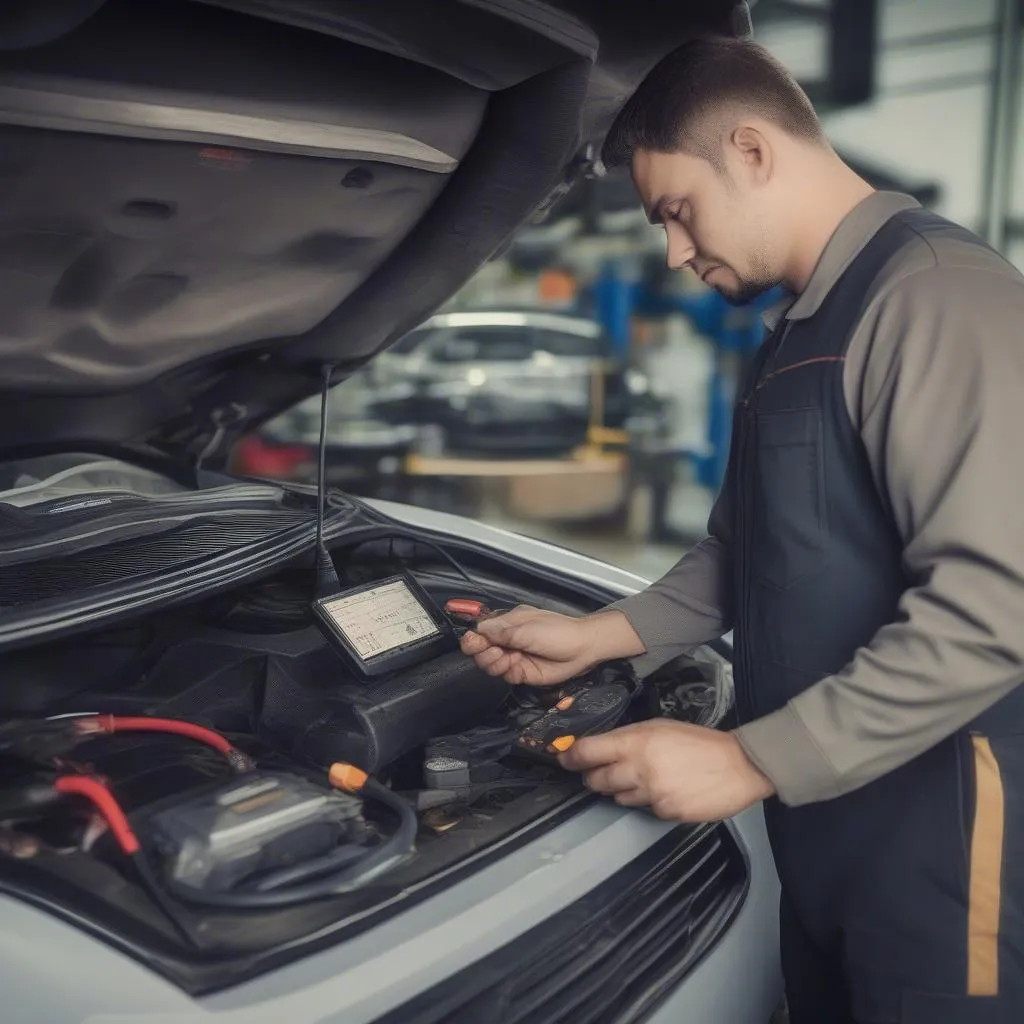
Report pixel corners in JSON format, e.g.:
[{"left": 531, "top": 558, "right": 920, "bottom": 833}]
[
  {"left": 374, "top": 823, "right": 748, "bottom": 1024},
  {"left": 0, "top": 511, "right": 308, "bottom": 607}
]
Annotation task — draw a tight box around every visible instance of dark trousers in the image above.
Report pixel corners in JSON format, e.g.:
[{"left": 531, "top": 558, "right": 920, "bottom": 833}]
[{"left": 772, "top": 731, "right": 1023, "bottom": 1024}]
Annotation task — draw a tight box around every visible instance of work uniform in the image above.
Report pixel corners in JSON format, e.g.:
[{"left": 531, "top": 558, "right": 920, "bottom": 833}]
[{"left": 612, "top": 192, "right": 1024, "bottom": 1023}]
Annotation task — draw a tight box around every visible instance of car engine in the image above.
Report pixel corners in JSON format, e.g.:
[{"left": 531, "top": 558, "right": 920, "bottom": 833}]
[{"left": 0, "top": 538, "right": 731, "bottom": 970}]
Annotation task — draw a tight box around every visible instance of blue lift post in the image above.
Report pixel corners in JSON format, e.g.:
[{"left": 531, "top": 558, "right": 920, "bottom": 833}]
[
  {"left": 593, "top": 258, "right": 637, "bottom": 361},
  {"left": 696, "top": 288, "right": 783, "bottom": 489},
  {"left": 590, "top": 256, "right": 783, "bottom": 492}
]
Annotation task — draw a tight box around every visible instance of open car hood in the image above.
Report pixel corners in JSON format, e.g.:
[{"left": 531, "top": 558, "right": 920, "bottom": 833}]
[{"left": 0, "top": 0, "right": 747, "bottom": 468}]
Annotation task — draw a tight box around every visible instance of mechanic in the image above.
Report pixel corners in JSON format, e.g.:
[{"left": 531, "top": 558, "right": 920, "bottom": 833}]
[{"left": 461, "top": 36, "right": 1024, "bottom": 1024}]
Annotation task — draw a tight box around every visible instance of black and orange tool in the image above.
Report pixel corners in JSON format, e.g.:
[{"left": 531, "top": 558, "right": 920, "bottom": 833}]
[
  {"left": 446, "top": 599, "right": 638, "bottom": 761},
  {"left": 511, "top": 681, "right": 632, "bottom": 762}
]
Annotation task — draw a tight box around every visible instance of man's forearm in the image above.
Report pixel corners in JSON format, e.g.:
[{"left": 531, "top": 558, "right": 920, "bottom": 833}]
[
  {"left": 737, "top": 261, "right": 1024, "bottom": 807},
  {"left": 581, "top": 608, "right": 648, "bottom": 663},
  {"left": 734, "top": 567, "right": 1024, "bottom": 806},
  {"left": 605, "top": 534, "right": 733, "bottom": 675}
]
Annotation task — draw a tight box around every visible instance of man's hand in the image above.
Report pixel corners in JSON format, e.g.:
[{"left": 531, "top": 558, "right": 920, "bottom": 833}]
[
  {"left": 460, "top": 606, "right": 645, "bottom": 687},
  {"left": 560, "top": 719, "right": 776, "bottom": 822}
]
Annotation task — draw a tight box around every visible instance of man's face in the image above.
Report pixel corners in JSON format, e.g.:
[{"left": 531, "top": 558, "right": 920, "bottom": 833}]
[{"left": 633, "top": 148, "right": 779, "bottom": 306}]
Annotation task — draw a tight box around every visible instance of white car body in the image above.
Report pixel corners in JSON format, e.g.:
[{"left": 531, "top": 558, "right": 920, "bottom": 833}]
[{"left": 1, "top": 497, "right": 782, "bottom": 1024}]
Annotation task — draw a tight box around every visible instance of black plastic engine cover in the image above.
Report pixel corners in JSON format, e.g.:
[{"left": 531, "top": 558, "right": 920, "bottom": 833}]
[{"left": 259, "top": 644, "right": 511, "bottom": 773}]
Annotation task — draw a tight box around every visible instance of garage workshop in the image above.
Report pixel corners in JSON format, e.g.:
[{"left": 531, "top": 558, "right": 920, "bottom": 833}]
[{"left": 0, "top": 1, "right": 1021, "bottom": 1022}]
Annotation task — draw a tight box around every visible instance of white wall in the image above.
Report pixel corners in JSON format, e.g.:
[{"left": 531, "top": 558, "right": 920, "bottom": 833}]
[{"left": 757, "top": 0, "right": 1024, "bottom": 268}]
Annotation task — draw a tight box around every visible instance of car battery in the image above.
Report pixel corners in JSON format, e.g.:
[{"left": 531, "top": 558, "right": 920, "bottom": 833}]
[{"left": 147, "top": 771, "right": 364, "bottom": 894}]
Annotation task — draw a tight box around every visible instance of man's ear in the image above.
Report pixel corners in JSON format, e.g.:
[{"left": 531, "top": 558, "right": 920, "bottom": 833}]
[{"left": 729, "top": 125, "right": 772, "bottom": 185}]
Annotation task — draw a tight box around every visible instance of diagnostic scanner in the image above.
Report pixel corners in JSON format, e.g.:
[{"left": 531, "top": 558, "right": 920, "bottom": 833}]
[{"left": 313, "top": 573, "right": 457, "bottom": 679}]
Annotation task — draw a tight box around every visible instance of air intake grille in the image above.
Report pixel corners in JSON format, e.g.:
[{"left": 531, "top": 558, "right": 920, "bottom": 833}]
[
  {"left": 374, "top": 823, "right": 748, "bottom": 1024},
  {"left": 0, "top": 511, "right": 309, "bottom": 607}
]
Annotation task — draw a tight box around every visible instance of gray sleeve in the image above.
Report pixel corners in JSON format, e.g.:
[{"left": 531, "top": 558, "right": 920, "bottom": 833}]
[
  {"left": 607, "top": 469, "right": 734, "bottom": 677},
  {"left": 735, "top": 262, "right": 1024, "bottom": 806}
]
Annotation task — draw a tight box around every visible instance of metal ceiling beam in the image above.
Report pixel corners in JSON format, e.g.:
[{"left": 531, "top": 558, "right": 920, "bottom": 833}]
[
  {"left": 882, "top": 25, "right": 995, "bottom": 51},
  {"left": 829, "top": 0, "right": 877, "bottom": 106},
  {"left": 753, "top": 0, "right": 878, "bottom": 112},
  {"left": 982, "top": 0, "right": 1022, "bottom": 250},
  {"left": 753, "top": 0, "right": 828, "bottom": 24}
]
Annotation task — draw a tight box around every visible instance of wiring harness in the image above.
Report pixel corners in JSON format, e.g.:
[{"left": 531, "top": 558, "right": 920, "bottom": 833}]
[{"left": 0, "top": 714, "right": 417, "bottom": 939}]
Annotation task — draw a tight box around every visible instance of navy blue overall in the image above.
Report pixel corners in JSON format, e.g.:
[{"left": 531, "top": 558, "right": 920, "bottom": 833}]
[{"left": 729, "top": 208, "right": 1023, "bottom": 1023}]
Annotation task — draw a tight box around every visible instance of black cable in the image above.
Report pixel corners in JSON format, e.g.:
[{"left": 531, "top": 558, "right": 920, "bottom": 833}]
[
  {"left": 130, "top": 851, "right": 199, "bottom": 946},
  {"left": 253, "top": 844, "right": 368, "bottom": 893},
  {"left": 382, "top": 530, "right": 475, "bottom": 586},
  {"left": 324, "top": 492, "right": 476, "bottom": 586},
  {"left": 315, "top": 365, "right": 331, "bottom": 559},
  {"left": 413, "top": 778, "right": 536, "bottom": 811},
  {"left": 314, "top": 364, "right": 342, "bottom": 598}
]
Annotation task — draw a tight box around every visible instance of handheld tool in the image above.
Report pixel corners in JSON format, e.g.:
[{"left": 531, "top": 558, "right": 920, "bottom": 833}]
[
  {"left": 511, "top": 680, "right": 633, "bottom": 762},
  {"left": 445, "top": 597, "right": 640, "bottom": 761}
]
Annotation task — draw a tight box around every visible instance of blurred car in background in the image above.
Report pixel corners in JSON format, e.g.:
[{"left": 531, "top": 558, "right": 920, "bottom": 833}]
[
  {"left": 235, "top": 370, "right": 419, "bottom": 494},
  {"left": 368, "top": 309, "right": 655, "bottom": 456},
  {"left": 237, "top": 310, "right": 664, "bottom": 486}
]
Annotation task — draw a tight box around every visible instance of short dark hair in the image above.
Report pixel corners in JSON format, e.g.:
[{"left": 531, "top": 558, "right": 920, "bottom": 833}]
[{"left": 602, "top": 36, "right": 825, "bottom": 171}]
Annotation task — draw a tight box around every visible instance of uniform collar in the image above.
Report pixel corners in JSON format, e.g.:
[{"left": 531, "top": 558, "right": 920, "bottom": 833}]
[{"left": 761, "top": 191, "right": 921, "bottom": 331}]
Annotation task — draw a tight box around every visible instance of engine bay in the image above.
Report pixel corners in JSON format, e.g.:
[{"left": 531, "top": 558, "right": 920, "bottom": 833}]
[{"left": 0, "top": 531, "right": 732, "bottom": 991}]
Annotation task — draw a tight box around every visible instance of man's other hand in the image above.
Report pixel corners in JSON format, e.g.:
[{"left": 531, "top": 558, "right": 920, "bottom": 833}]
[{"left": 560, "top": 719, "right": 776, "bottom": 822}]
